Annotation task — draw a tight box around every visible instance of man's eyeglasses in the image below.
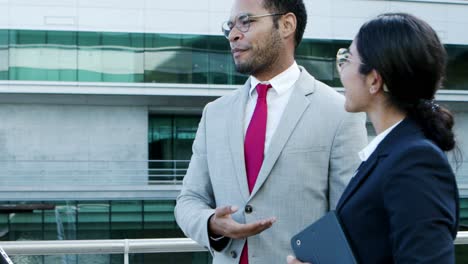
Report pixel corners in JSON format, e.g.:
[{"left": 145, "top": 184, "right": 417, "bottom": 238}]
[
  {"left": 222, "top": 13, "right": 286, "bottom": 39},
  {"left": 336, "top": 48, "right": 389, "bottom": 92}
]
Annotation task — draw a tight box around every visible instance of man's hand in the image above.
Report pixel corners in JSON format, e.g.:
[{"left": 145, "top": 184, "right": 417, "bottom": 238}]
[
  {"left": 286, "top": 255, "right": 310, "bottom": 264},
  {"left": 209, "top": 205, "right": 276, "bottom": 239}
]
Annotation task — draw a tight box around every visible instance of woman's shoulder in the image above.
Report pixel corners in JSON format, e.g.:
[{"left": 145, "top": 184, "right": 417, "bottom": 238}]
[{"left": 390, "top": 136, "right": 446, "bottom": 162}]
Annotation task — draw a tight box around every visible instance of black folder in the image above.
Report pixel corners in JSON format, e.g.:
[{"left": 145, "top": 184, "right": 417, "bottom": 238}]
[{"left": 290, "top": 211, "right": 357, "bottom": 264}]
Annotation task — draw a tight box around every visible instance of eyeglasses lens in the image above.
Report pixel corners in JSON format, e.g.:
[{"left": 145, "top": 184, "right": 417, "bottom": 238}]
[
  {"left": 336, "top": 48, "right": 350, "bottom": 71},
  {"left": 222, "top": 14, "right": 251, "bottom": 38}
]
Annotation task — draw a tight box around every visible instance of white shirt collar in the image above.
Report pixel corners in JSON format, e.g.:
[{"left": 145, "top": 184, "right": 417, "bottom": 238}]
[
  {"left": 249, "top": 61, "right": 300, "bottom": 97},
  {"left": 358, "top": 119, "right": 404, "bottom": 162}
]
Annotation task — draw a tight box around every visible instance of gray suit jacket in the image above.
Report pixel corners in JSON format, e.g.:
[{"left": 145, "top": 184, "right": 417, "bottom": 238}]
[{"left": 175, "top": 67, "right": 367, "bottom": 264}]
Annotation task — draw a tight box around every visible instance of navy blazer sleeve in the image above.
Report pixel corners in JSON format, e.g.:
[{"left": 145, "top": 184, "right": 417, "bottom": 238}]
[{"left": 382, "top": 143, "right": 458, "bottom": 263}]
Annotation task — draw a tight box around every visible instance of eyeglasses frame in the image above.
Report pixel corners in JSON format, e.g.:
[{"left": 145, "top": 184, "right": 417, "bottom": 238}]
[
  {"left": 336, "top": 48, "right": 389, "bottom": 92},
  {"left": 221, "top": 12, "right": 286, "bottom": 39}
]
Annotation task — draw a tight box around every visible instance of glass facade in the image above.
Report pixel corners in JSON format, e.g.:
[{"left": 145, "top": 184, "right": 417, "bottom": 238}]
[
  {"left": 0, "top": 200, "right": 211, "bottom": 264},
  {"left": 0, "top": 29, "right": 467, "bottom": 89},
  {"left": 1, "top": 199, "right": 468, "bottom": 263}
]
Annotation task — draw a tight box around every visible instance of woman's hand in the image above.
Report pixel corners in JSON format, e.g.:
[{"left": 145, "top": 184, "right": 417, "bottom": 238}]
[{"left": 286, "top": 255, "right": 311, "bottom": 264}]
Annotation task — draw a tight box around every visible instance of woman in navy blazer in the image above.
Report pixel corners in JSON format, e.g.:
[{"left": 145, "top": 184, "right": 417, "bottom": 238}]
[{"left": 288, "top": 13, "right": 459, "bottom": 264}]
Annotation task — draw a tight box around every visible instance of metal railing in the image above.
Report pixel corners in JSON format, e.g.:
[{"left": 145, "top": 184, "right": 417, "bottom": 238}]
[
  {"left": 0, "top": 160, "right": 190, "bottom": 186},
  {"left": 0, "top": 160, "right": 191, "bottom": 200},
  {"left": 0, "top": 159, "right": 467, "bottom": 200},
  {"left": 1, "top": 233, "right": 468, "bottom": 264},
  {"left": 0, "top": 238, "right": 206, "bottom": 264},
  {"left": 0, "top": 159, "right": 466, "bottom": 186}
]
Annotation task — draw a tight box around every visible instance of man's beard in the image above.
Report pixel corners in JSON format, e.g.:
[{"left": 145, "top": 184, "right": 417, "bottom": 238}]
[{"left": 234, "top": 30, "right": 282, "bottom": 76}]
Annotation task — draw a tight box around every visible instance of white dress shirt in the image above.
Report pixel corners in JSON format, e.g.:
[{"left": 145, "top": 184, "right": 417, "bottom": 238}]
[
  {"left": 244, "top": 61, "right": 301, "bottom": 154},
  {"left": 358, "top": 119, "right": 404, "bottom": 162}
]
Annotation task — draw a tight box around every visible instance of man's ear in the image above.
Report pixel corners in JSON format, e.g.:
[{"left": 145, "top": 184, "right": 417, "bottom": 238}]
[
  {"left": 367, "top": 69, "right": 385, "bottom": 95},
  {"left": 280, "top": 13, "right": 297, "bottom": 40}
]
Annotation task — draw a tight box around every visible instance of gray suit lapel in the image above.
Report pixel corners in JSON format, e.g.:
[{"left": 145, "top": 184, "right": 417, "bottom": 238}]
[
  {"left": 228, "top": 81, "right": 251, "bottom": 201},
  {"left": 250, "top": 71, "right": 316, "bottom": 198}
]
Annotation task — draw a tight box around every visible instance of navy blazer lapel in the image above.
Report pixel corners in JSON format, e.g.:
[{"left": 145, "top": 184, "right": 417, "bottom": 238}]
[
  {"left": 336, "top": 155, "right": 379, "bottom": 211},
  {"left": 336, "top": 118, "right": 421, "bottom": 211}
]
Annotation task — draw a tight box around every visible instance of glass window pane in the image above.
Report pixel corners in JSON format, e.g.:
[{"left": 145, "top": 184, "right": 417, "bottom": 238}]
[
  {"left": 77, "top": 32, "right": 101, "bottom": 81},
  {"left": 47, "top": 31, "right": 78, "bottom": 81},
  {"left": 9, "top": 30, "right": 42, "bottom": 81},
  {"left": 149, "top": 116, "right": 173, "bottom": 160},
  {"left": 48, "top": 31, "right": 77, "bottom": 45},
  {"left": 8, "top": 202, "right": 44, "bottom": 241},
  {"left": 13, "top": 30, "right": 46, "bottom": 45},
  {"left": 148, "top": 115, "right": 201, "bottom": 161},
  {"left": 9, "top": 30, "right": 77, "bottom": 81},
  {"left": 148, "top": 115, "right": 200, "bottom": 182},
  {"left": 78, "top": 32, "right": 144, "bottom": 82},
  {"left": 296, "top": 39, "right": 351, "bottom": 87},
  {"left": 0, "top": 30, "right": 8, "bottom": 80},
  {"left": 144, "top": 34, "right": 208, "bottom": 84},
  {"left": 173, "top": 116, "right": 200, "bottom": 160},
  {"left": 445, "top": 45, "right": 468, "bottom": 90},
  {"left": 143, "top": 200, "right": 180, "bottom": 232},
  {"left": 111, "top": 200, "right": 143, "bottom": 238},
  {"left": 77, "top": 201, "right": 110, "bottom": 240}
]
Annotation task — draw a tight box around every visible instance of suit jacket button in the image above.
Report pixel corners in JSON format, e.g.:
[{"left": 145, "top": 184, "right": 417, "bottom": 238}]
[
  {"left": 230, "top": 250, "right": 237, "bottom": 258},
  {"left": 245, "top": 205, "right": 253, "bottom": 214}
]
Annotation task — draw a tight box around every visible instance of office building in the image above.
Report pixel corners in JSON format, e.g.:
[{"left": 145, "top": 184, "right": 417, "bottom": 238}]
[{"left": 0, "top": 0, "right": 467, "bottom": 263}]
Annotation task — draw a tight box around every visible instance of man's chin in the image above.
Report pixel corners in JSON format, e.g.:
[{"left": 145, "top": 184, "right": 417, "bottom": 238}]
[{"left": 235, "top": 63, "right": 252, "bottom": 75}]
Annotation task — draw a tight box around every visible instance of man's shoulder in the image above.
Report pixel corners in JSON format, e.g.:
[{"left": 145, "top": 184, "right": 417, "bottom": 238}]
[
  {"left": 313, "top": 80, "right": 344, "bottom": 101},
  {"left": 203, "top": 87, "right": 244, "bottom": 113},
  {"left": 297, "top": 67, "right": 344, "bottom": 103}
]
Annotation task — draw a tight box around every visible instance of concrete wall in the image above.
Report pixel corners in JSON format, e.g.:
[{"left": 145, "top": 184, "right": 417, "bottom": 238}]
[{"left": 0, "top": 103, "right": 148, "bottom": 185}]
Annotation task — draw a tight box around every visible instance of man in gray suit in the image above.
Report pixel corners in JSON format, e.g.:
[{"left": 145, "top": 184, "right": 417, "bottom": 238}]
[{"left": 174, "top": 0, "right": 367, "bottom": 263}]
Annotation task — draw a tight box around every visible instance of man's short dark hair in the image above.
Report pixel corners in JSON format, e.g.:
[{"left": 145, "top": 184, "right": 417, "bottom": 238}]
[{"left": 262, "top": 0, "right": 307, "bottom": 48}]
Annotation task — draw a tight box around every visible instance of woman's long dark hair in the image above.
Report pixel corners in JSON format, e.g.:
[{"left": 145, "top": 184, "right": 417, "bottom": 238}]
[{"left": 356, "top": 13, "right": 456, "bottom": 152}]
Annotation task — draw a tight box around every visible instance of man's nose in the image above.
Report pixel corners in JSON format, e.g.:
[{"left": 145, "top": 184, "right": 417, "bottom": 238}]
[{"left": 228, "top": 26, "right": 243, "bottom": 42}]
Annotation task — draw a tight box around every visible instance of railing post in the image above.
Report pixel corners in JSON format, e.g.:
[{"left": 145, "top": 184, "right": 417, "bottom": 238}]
[
  {"left": 124, "top": 239, "right": 129, "bottom": 264},
  {"left": 173, "top": 160, "right": 177, "bottom": 185}
]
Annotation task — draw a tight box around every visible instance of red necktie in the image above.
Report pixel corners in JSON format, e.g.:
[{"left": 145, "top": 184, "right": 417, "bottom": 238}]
[{"left": 240, "top": 83, "right": 271, "bottom": 264}]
